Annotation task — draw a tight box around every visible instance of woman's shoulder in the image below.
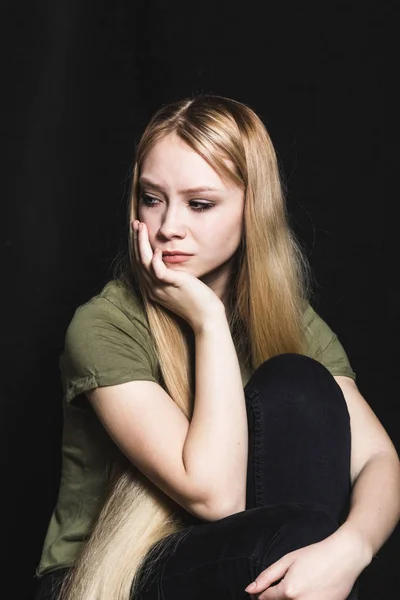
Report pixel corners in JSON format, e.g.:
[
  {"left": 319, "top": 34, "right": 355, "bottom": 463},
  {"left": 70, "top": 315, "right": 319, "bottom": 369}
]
[
  {"left": 63, "top": 278, "right": 155, "bottom": 367},
  {"left": 60, "top": 278, "right": 159, "bottom": 406},
  {"left": 301, "top": 300, "right": 356, "bottom": 380},
  {"left": 73, "top": 278, "right": 147, "bottom": 327}
]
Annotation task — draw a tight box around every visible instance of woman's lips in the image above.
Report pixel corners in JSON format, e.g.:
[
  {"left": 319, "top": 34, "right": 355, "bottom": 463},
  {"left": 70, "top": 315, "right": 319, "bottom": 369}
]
[{"left": 162, "top": 254, "right": 192, "bottom": 263}]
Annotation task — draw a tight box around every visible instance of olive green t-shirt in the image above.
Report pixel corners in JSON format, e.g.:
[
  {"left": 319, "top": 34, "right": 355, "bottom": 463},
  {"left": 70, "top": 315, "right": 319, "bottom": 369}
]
[{"left": 36, "top": 279, "right": 356, "bottom": 577}]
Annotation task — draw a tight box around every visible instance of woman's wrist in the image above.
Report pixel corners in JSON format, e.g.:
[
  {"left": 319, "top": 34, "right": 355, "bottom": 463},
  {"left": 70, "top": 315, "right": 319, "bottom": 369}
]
[
  {"left": 331, "top": 521, "right": 374, "bottom": 570},
  {"left": 192, "top": 302, "right": 227, "bottom": 335}
]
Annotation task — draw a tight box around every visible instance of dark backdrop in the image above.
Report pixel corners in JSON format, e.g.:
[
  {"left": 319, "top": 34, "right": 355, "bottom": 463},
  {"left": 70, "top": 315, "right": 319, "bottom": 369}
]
[{"left": 2, "top": 1, "right": 397, "bottom": 598}]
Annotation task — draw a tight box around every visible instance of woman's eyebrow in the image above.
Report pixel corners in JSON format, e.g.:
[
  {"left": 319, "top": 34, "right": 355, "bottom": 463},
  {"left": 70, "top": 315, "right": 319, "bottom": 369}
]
[{"left": 139, "top": 177, "right": 225, "bottom": 195}]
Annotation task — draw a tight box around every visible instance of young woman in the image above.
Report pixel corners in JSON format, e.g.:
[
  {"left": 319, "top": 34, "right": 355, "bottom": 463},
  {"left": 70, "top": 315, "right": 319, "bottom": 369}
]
[{"left": 34, "top": 95, "right": 400, "bottom": 600}]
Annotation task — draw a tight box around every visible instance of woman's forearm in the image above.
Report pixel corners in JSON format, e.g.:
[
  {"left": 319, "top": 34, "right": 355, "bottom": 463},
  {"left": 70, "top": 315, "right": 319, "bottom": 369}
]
[
  {"left": 332, "top": 451, "right": 400, "bottom": 566},
  {"left": 182, "top": 309, "right": 248, "bottom": 519}
]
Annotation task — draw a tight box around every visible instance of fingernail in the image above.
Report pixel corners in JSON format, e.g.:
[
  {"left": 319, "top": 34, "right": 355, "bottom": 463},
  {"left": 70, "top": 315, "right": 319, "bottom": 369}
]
[{"left": 245, "top": 582, "right": 257, "bottom": 592}]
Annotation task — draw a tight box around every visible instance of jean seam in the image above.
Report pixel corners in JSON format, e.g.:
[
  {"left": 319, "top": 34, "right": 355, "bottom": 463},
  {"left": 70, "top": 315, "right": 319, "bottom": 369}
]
[{"left": 247, "top": 389, "right": 264, "bottom": 508}]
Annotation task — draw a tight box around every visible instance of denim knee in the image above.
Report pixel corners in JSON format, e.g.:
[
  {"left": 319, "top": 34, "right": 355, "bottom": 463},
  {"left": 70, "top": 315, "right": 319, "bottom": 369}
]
[
  {"left": 136, "top": 504, "right": 341, "bottom": 600},
  {"left": 244, "top": 353, "right": 350, "bottom": 425},
  {"left": 250, "top": 502, "right": 338, "bottom": 570},
  {"left": 250, "top": 504, "right": 362, "bottom": 599}
]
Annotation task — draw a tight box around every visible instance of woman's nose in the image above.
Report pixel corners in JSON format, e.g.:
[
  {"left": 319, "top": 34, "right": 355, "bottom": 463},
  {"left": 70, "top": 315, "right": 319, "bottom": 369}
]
[{"left": 158, "top": 207, "right": 187, "bottom": 239}]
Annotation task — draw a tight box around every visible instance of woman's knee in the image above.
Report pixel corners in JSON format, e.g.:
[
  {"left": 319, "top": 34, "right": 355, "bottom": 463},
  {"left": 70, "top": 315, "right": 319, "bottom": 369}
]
[
  {"left": 138, "top": 504, "right": 341, "bottom": 599},
  {"left": 248, "top": 503, "right": 338, "bottom": 569},
  {"left": 145, "top": 503, "right": 337, "bottom": 591},
  {"left": 214, "top": 503, "right": 337, "bottom": 560},
  {"left": 245, "top": 353, "right": 350, "bottom": 425}
]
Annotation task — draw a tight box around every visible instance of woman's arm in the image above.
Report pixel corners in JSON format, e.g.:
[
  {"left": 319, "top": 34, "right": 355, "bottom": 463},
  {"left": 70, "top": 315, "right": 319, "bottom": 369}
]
[
  {"left": 87, "top": 307, "right": 248, "bottom": 523},
  {"left": 331, "top": 376, "right": 400, "bottom": 561},
  {"left": 183, "top": 311, "right": 249, "bottom": 518}
]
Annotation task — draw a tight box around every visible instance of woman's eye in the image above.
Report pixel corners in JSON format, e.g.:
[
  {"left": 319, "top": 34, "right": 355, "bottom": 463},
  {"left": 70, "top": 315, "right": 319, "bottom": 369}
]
[
  {"left": 140, "top": 195, "right": 214, "bottom": 212},
  {"left": 190, "top": 201, "right": 214, "bottom": 212},
  {"left": 140, "top": 194, "right": 159, "bottom": 207}
]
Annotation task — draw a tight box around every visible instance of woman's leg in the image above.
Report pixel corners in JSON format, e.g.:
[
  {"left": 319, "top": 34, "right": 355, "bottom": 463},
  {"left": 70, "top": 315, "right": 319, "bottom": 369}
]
[
  {"left": 137, "top": 354, "right": 357, "bottom": 599},
  {"left": 137, "top": 503, "right": 342, "bottom": 600},
  {"left": 244, "top": 353, "right": 352, "bottom": 522}
]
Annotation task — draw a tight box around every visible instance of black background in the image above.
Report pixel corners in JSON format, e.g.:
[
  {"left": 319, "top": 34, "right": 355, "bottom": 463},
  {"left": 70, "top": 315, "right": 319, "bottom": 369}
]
[{"left": 2, "top": 1, "right": 398, "bottom": 598}]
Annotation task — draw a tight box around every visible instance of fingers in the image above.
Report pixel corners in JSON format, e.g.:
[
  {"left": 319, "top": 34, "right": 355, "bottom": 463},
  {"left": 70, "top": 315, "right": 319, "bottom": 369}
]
[
  {"left": 134, "top": 220, "right": 154, "bottom": 269},
  {"left": 245, "top": 555, "right": 291, "bottom": 596},
  {"left": 132, "top": 220, "right": 169, "bottom": 283},
  {"left": 258, "top": 582, "right": 285, "bottom": 599}
]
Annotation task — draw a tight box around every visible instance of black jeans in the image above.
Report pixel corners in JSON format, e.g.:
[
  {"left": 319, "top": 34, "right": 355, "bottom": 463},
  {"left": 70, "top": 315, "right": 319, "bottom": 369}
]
[{"left": 34, "top": 354, "right": 358, "bottom": 599}]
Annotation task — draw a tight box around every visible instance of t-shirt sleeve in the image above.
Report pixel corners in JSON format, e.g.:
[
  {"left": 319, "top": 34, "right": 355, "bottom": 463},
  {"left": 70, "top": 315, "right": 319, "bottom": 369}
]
[
  {"left": 60, "top": 296, "right": 159, "bottom": 407},
  {"left": 303, "top": 303, "right": 356, "bottom": 381}
]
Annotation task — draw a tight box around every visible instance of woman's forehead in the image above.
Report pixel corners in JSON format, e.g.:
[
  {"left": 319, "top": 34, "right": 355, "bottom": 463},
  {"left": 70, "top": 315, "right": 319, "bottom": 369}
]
[{"left": 140, "top": 135, "right": 238, "bottom": 192}]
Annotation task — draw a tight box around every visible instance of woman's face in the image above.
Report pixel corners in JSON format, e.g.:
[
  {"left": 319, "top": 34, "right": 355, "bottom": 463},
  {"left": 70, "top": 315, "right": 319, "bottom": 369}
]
[{"left": 137, "top": 133, "right": 245, "bottom": 302}]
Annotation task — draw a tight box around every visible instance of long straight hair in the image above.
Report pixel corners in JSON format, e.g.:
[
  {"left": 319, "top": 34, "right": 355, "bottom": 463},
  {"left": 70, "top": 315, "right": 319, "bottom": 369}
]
[{"left": 59, "top": 94, "right": 311, "bottom": 600}]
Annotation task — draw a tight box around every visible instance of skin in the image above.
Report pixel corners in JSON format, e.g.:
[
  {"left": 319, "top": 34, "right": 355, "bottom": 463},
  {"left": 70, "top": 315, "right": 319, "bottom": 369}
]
[{"left": 136, "top": 132, "right": 245, "bottom": 314}]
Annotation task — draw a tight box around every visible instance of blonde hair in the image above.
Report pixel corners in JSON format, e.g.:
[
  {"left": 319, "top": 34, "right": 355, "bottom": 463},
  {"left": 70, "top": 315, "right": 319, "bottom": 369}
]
[{"left": 59, "top": 94, "right": 311, "bottom": 599}]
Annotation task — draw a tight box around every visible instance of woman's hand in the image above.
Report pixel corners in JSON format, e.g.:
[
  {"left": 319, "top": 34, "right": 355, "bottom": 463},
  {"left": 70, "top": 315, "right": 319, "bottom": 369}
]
[
  {"left": 132, "top": 220, "right": 224, "bottom": 332},
  {"left": 244, "top": 530, "right": 367, "bottom": 600}
]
